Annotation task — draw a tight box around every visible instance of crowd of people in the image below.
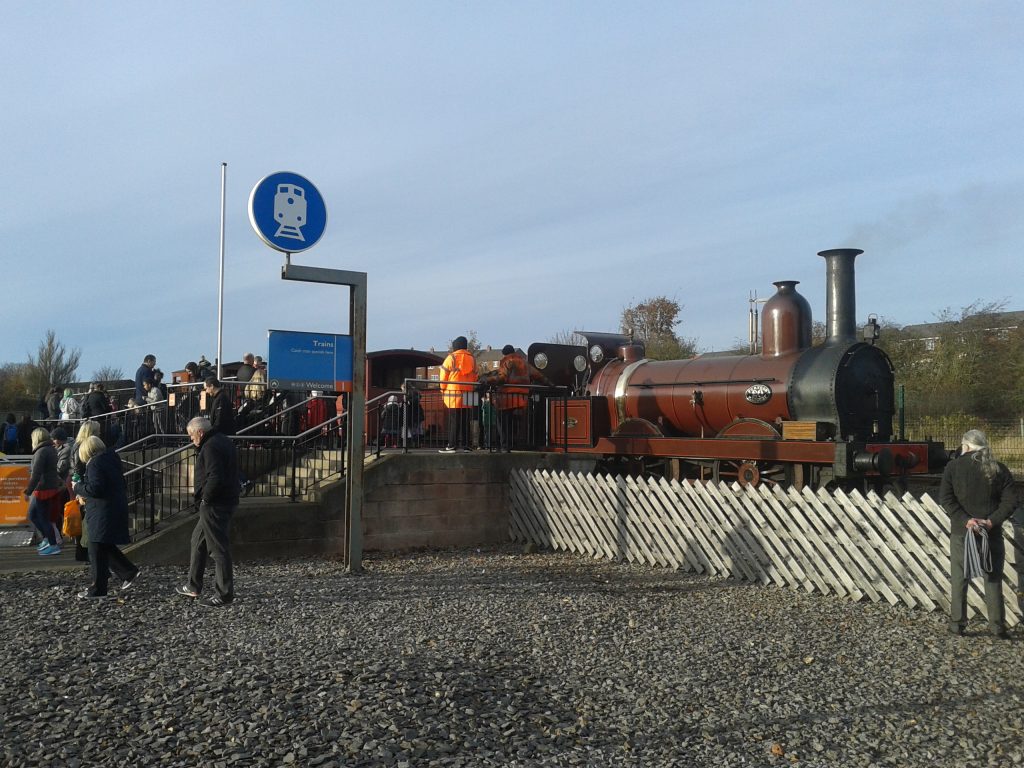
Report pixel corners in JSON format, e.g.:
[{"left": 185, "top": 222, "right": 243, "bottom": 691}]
[
  {"left": 9, "top": 351, "right": 252, "bottom": 607},
  {"left": 7, "top": 342, "right": 1019, "bottom": 633},
  {"left": 434, "top": 336, "right": 551, "bottom": 453}
]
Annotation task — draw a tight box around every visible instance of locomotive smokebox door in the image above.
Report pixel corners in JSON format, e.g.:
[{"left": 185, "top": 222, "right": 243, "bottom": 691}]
[{"left": 549, "top": 397, "right": 610, "bottom": 448}]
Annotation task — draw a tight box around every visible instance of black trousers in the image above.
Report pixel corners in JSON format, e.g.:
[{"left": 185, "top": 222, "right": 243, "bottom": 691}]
[
  {"left": 88, "top": 541, "right": 138, "bottom": 596},
  {"left": 188, "top": 502, "right": 235, "bottom": 600},
  {"left": 446, "top": 408, "right": 472, "bottom": 450},
  {"left": 949, "top": 531, "right": 1006, "bottom": 632}
]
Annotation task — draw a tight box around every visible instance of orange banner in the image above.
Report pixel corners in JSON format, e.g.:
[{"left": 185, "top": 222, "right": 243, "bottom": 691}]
[{"left": 0, "top": 465, "right": 30, "bottom": 525}]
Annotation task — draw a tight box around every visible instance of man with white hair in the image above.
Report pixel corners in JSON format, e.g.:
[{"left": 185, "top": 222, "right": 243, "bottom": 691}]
[
  {"left": 176, "top": 416, "right": 239, "bottom": 607},
  {"left": 939, "top": 429, "right": 1017, "bottom": 638}
]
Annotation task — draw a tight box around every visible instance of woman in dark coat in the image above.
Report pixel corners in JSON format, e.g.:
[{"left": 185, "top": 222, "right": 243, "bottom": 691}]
[
  {"left": 72, "top": 436, "right": 140, "bottom": 599},
  {"left": 939, "top": 428, "right": 1017, "bottom": 638},
  {"left": 25, "top": 428, "right": 63, "bottom": 554}
]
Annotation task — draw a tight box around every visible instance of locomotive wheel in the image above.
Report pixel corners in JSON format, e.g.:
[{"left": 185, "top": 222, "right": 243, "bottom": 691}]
[{"left": 711, "top": 460, "right": 786, "bottom": 488}]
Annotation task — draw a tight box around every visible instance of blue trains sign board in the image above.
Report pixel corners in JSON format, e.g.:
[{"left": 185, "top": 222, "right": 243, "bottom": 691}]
[
  {"left": 248, "top": 172, "right": 328, "bottom": 253},
  {"left": 267, "top": 330, "right": 353, "bottom": 392}
]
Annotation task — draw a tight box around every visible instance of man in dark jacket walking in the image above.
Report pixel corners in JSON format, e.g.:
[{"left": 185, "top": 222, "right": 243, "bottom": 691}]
[
  {"left": 176, "top": 416, "right": 239, "bottom": 607},
  {"left": 939, "top": 429, "right": 1017, "bottom": 638},
  {"left": 203, "top": 376, "right": 237, "bottom": 436}
]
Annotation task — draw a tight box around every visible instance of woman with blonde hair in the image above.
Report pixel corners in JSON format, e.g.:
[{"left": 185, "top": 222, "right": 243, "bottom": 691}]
[
  {"left": 66, "top": 420, "right": 102, "bottom": 561},
  {"left": 72, "top": 435, "right": 140, "bottom": 598},
  {"left": 25, "top": 427, "right": 64, "bottom": 555},
  {"left": 939, "top": 429, "right": 1017, "bottom": 638},
  {"left": 68, "top": 421, "right": 101, "bottom": 475}
]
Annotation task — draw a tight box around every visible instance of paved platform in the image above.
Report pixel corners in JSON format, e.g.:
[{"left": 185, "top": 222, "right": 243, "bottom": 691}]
[{"left": 0, "top": 526, "right": 80, "bottom": 572}]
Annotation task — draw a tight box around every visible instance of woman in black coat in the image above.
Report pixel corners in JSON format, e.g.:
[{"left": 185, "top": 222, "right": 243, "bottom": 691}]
[
  {"left": 939, "top": 429, "right": 1017, "bottom": 638},
  {"left": 72, "top": 436, "right": 140, "bottom": 599},
  {"left": 25, "top": 428, "right": 63, "bottom": 553}
]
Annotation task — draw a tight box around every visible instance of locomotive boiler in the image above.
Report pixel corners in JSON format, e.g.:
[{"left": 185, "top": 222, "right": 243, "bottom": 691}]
[{"left": 528, "top": 248, "right": 944, "bottom": 488}]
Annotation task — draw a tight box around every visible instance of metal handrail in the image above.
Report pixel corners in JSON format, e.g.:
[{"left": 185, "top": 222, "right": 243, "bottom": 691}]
[
  {"left": 124, "top": 439, "right": 193, "bottom": 476},
  {"left": 236, "top": 394, "right": 327, "bottom": 435},
  {"left": 293, "top": 409, "right": 348, "bottom": 441}
]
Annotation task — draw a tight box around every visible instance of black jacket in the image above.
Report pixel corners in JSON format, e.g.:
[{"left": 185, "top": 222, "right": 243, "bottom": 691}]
[
  {"left": 73, "top": 448, "right": 130, "bottom": 545},
  {"left": 939, "top": 450, "right": 1017, "bottom": 536},
  {"left": 26, "top": 443, "right": 61, "bottom": 494},
  {"left": 207, "top": 388, "right": 237, "bottom": 436},
  {"left": 235, "top": 363, "right": 255, "bottom": 383},
  {"left": 134, "top": 364, "right": 153, "bottom": 406},
  {"left": 194, "top": 430, "right": 239, "bottom": 506},
  {"left": 81, "top": 391, "right": 111, "bottom": 418}
]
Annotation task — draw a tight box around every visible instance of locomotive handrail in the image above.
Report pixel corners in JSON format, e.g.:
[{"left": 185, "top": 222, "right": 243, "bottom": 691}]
[{"left": 631, "top": 377, "right": 780, "bottom": 387}]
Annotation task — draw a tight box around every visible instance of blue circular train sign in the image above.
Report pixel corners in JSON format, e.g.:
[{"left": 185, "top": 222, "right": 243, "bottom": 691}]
[{"left": 248, "top": 171, "right": 328, "bottom": 253}]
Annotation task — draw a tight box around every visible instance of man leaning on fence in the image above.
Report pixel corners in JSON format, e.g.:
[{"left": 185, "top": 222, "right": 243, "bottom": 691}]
[
  {"left": 939, "top": 429, "right": 1017, "bottom": 639},
  {"left": 176, "top": 416, "right": 239, "bottom": 608}
]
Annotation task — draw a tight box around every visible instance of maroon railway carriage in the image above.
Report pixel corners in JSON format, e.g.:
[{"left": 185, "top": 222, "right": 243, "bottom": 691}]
[
  {"left": 528, "top": 248, "right": 946, "bottom": 489},
  {"left": 365, "top": 349, "right": 444, "bottom": 439}
]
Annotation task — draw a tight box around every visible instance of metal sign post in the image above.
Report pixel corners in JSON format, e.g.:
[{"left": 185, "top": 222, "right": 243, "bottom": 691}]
[
  {"left": 281, "top": 264, "right": 367, "bottom": 572},
  {"left": 248, "top": 171, "right": 365, "bottom": 572}
]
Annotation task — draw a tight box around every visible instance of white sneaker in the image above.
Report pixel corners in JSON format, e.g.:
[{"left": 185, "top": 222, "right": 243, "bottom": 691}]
[{"left": 121, "top": 569, "right": 142, "bottom": 591}]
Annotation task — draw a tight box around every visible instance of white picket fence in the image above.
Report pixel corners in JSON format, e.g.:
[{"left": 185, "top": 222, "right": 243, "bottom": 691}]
[{"left": 509, "top": 470, "right": 1024, "bottom": 628}]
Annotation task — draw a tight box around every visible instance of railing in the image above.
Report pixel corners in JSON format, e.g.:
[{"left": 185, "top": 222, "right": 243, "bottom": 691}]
[
  {"left": 11, "top": 381, "right": 561, "bottom": 541},
  {"left": 122, "top": 420, "right": 350, "bottom": 540},
  {"left": 368, "top": 379, "right": 554, "bottom": 455}
]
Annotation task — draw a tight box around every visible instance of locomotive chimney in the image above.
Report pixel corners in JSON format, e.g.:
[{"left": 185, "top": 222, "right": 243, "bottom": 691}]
[
  {"left": 761, "top": 280, "right": 812, "bottom": 357},
  {"left": 818, "top": 248, "right": 863, "bottom": 345}
]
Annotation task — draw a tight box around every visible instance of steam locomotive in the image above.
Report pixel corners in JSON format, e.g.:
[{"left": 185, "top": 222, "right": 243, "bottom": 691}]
[{"left": 527, "top": 248, "right": 945, "bottom": 488}]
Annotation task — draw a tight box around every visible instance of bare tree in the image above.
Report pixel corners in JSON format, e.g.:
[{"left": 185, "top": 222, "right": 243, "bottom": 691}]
[
  {"left": 92, "top": 365, "right": 125, "bottom": 383},
  {"left": 548, "top": 330, "right": 586, "bottom": 346},
  {"left": 465, "top": 329, "right": 482, "bottom": 357},
  {"left": 620, "top": 296, "right": 698, "bottom": 360},
  {"left": 811, "top": 320, "right": 828, "bottom": 347},
  {"left": 26, "top": 330, "right": 81, "bottom": 396}
]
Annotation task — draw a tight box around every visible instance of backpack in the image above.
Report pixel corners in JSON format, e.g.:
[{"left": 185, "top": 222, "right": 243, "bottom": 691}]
[{"left": 3, "top": 423, "right": 16, "bottom": 444}]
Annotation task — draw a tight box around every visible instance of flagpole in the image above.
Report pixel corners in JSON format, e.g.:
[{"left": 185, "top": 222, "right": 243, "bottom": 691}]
[{"left": 217, "top": 162, "right": 227, "bottom": 380}]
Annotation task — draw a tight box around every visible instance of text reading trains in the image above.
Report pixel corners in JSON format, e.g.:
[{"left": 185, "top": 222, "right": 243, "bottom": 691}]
[{"left": 528, "top": 248, "right": 946, "bottom": 488}]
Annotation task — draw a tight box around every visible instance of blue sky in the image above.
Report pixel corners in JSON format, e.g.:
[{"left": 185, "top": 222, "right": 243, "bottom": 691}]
[{"left": 3, "top": 2, "right": 1021, "bottom": 379}]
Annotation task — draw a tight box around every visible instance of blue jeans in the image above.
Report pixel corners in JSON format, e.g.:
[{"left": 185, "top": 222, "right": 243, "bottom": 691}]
[{"left": 27, "top": 496, "right": 57, "bottom": 546}]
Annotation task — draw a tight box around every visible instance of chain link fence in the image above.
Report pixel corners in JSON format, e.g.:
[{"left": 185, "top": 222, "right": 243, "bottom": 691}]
[{"left": 904, "top": 415, "right": 1024, "bottom": 476}]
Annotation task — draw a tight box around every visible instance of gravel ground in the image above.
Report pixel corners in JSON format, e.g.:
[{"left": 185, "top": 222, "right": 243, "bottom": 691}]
[{"left": 1, "top": 545, "right": 1022, "bottom": 768}]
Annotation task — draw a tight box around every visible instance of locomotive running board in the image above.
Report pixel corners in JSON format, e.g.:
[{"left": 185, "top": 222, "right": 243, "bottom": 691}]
[{"left": 551, "top": 436, "right": 932, "bottom": 476}]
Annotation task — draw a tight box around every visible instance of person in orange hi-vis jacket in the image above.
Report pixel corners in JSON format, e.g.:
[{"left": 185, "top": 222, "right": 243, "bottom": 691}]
[
  {"left": 438, "top": 335, "right": 478, "bottom": 453},
  {"left": 485, "top": 345, "right": 552, "bottom": 451}
]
